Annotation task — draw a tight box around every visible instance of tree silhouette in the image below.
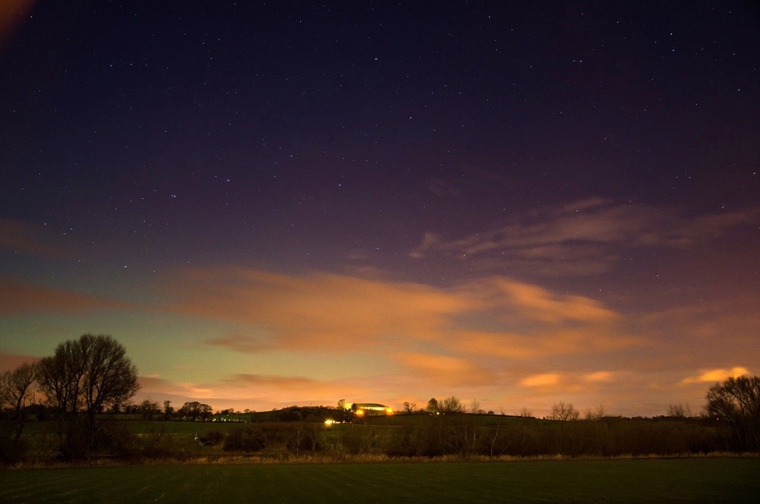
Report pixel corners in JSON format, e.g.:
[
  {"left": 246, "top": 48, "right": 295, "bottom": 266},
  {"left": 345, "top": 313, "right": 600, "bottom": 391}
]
[
  {"left": 426, "top": 397, "right": 438, "bottom": 413},
  {"left": 0, "top": 362, "right": 38, "bottom": 443},
  {"left": 706, "top": 375, "right": 760, "bottom": 451},
  {"left": 549, "top": 401, "right": 579, "bottom": 421},
  {"left": 37, "top": 334, "right": 139, "bottom": 456}
]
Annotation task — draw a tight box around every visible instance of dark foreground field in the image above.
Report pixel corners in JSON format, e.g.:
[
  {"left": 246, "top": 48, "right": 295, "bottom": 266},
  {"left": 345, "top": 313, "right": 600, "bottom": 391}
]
[{"left": 2, "top": 458, "right": 758, "bottom": 503}]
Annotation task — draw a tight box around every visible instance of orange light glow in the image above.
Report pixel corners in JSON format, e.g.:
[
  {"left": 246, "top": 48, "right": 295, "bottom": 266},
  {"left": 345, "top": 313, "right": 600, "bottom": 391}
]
[{"left": 355, "top": 409, "right": 365, "bottom": 416}]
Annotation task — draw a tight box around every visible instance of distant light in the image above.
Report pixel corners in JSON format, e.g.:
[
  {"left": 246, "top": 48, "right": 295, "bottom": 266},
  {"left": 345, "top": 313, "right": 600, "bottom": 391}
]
[{"left": 324, "top": 418, "right": 335, "bottom": 427}]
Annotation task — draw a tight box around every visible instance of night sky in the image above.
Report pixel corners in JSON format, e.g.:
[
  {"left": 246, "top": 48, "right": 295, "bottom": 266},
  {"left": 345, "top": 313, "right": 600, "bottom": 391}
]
[{"left": 1, "top": 1, "right": 758, "bottom": 416}]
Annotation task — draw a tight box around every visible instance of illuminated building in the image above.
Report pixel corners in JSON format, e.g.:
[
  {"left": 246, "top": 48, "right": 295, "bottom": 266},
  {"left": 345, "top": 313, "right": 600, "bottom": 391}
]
[{"left": 348, "top": 403, "right": 394, "bottom": 416}]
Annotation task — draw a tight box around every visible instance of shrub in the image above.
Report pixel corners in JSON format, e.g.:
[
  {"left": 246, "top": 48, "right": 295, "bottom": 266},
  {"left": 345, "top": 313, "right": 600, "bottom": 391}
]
[
  {"left": 94, "top": 421, "right": 139, "bottom": 458},
  {"left": 198, "top": 430, "right": 224, "bottom": 446},
  {"left": 288, "top": 423, "right": 324, "bottom": 454},
  {"left": 0, "top": 427, "right": 29, "bottom": 464},
  {"left": 223, "top": 426, "right": 266, "bottom": 452},
  {"left": 141, "top": 430, "right": 178, "bottom": 459}
]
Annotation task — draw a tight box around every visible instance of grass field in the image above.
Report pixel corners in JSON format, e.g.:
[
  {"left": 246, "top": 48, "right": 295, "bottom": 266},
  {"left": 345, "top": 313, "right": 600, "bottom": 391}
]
[{"left": 2, "top": 458, "right": 757, "bottom": 503}]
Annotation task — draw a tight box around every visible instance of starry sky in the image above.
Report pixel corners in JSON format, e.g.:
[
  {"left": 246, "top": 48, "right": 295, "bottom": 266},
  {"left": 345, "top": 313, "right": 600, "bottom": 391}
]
[{"left": 1, "top": 1, "right": 758, "bottom": 416}]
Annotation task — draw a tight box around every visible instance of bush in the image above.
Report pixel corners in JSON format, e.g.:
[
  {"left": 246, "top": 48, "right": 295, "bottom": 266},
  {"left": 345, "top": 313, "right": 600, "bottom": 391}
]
[
  {"left": 141, "top": 429, "right": 178, "bottom": 459},
  {"left": 94, "top": 421, "right": 139, "bottom": 458},
  {"left": 286, "top": 423, "right": 323, "bottom": 454},
  {"left": 0, "top": 427, "right": 29, "bottom": 464},
  {"left": 198, "top": 430, "right": 224, "bottom": 446},
  {"left": 223, "top": 427, "right": 266, "bottom": 452}
]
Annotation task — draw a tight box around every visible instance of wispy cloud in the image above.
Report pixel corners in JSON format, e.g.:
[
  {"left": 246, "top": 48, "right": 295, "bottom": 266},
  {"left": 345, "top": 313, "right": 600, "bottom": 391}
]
[
  {"left": 426, "top": 177, "right": 462, "bottom": 198},
  {"left": 410, "top": 198, "right": 759, "bottom": 275},
  {"left": 486, "top": 278, "right": 616, "bottom": 322},
  {"left": 205, "top": 334, "right": 273, "bottom": 354},
  {"left": 0, "top": 277, "right": 133, "bottom": 314}
]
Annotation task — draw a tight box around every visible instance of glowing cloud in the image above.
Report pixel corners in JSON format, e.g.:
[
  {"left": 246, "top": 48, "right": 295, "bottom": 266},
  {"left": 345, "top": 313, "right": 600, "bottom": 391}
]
[
  {"left": 395, "top": 352, "right": 496, "bottom": 386},
  {"left": 488, "top": 278, "right": 617, "bottom": 322},
  {"left": 520, "top": 373, "right": 561, "bottom": 387},
  {"left": 584, "top": 371, "right": 615, "bottom": 382},
  {"left": 680, "top": 367, "right": 750, "bottom": 385},
  {"left": 170, "top": 267, "right": 480, "bottom": 351},
  {"left": 164, "top": 267, "right": 629, "bottom": 358}
]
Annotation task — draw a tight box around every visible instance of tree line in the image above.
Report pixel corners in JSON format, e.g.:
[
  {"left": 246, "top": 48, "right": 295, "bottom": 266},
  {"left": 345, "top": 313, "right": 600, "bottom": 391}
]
[{"left": 2, "top": 333, "right": 759, "bottom": 462}]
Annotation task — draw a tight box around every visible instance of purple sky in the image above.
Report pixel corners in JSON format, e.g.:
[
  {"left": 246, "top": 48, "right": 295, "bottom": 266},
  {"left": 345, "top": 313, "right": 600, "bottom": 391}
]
[{"left": 1, "top": 1, "right": 758, "bottom": 415}]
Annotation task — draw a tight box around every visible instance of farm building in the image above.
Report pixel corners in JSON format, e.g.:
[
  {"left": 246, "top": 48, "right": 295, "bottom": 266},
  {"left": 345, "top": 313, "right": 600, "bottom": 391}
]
[{"left": 347, "top": 403, "right": 394, "bottom": 416}]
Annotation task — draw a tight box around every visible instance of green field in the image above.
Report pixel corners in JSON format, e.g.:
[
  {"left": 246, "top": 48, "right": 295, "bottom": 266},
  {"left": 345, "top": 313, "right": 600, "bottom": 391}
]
[{"left": 1, "top": 458, "right": 757, "bottom": 503}]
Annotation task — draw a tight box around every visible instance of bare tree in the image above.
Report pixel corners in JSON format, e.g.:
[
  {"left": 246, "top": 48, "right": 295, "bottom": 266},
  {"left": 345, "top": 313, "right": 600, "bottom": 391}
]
[
  {"left": 585, "top": 404, "right": 606, "bottom": 420},
  {"left": 38, "top": 340, "right": 86, "bottom": 421},
  {"left": 706, "top": 375, "right": 760, "bottom": 451},
  {"left": 0, "top": 362, "right": 38, "bottom": 443},
  {"left": 440, "top": 396, "right": 464, "bottom": 414},
  {"left": 37, "top": 334, "right": 139, "bottom": 454},
  {"left": 549, "top": 401, "right": 579, "bottom": 421},
  {"left": 469, "top": 398, "right": 481, "bottom": 414},
  {"left": 518, "top": 407, "right": 532, "bottom": 417},
  {"left": 666, "top": 403, "right": 693, "bottom": 418}
]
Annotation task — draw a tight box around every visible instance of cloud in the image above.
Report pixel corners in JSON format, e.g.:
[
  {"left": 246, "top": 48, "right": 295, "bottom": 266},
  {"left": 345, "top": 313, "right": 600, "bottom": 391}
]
[
  {"left": 0, "top": 351, "right": 40, "bottom": 372},
  {"left": 224, "top": 374, "right": 368, "bottom": 398},
  {"left": 680, "top": 367, "right": 750, "bottom": 385},
  {"left": 641, "top": 300, "right": 760, "bottom": 342},
  {"left": 0, "top": 218, "right": 60, "bottom": 257},
  {"left": 426, "top": 177, "right": 461, "bottom": 197},
  {"left": 205, "top": 334, "right": 272, "bottom": 354},
  {"left": 409, "top": 232, "right": 442, "bottom": 259},
  {"left": 0, "top": 277, "right": 132, "bottom": 314},
  {"left": 395, "top": 352, "right": 496, "bottom": 387},
  {"left": 445, "top": 329, "right": 641, "bottom": 360},
  {"left": 172, "top": 267, "right": 481, "bottom": 352},
  {"left": 225, "top": 374, "right": 323, "bottom": 390},
  {"left": 146, "top": 266, "right": 667, "bottom": 411},
  {"left": 633, "top": 299, "right": 760, "bottom": 371},
  {"left": 170, "top": 267, "right": 626, "bottom": 359},
  {"left": 487, "top": 278, "right": 617, "bottom": 322},
  {"left": 159, "top": 267, "right": 643, "bottom": 386},
  {"left": 409, "top": 199, "right": 760, "bottom": 275},
  {"left": 0, "top": 1, "right": 38, "bottom": 49},
  {"left": 520, "top": 373, "right": 561, "bottom": 387},
  {"left": 583, "top": 371, "right": 615, "bottom": 382}
]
